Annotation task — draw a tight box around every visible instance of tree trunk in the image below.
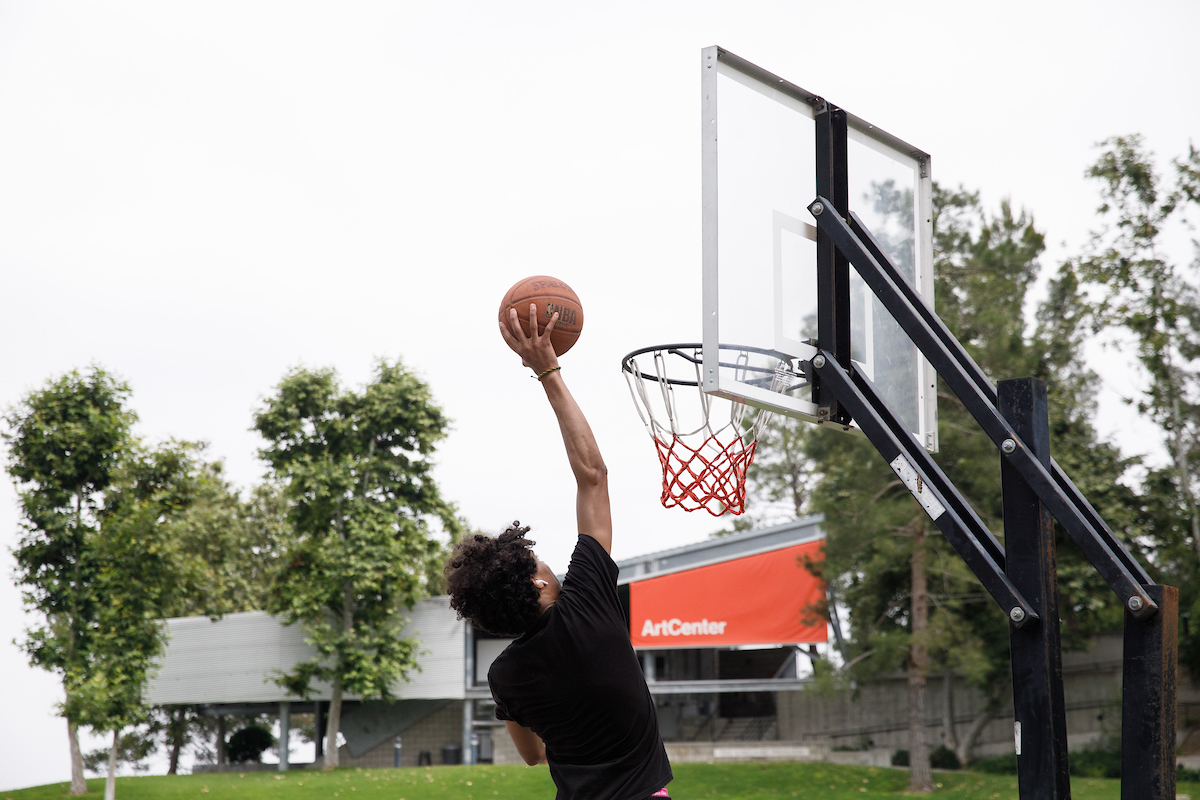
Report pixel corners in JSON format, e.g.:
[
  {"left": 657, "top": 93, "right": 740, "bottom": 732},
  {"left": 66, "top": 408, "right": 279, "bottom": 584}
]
[
  {"left": 68, "top": 719, "right": 88, "bottom": 795},
  {"left": 323, "top": 577, "right": 354, "bottom": 770},
  {"left": 104, "top": 729, "right": 118, "bottom": 800},
  {"left": 942, "top": 670, "right": 958, "bottom": 753},
  {"left": 168, "top": 707, "right": 184, "bottom": 775},
  {"left": 956, "top": 703, "right": 999, "bottom": 767},
  {"left": 68, "top": 493, "right": 88, "bottom": 795},
  {"left": 324, "top": 676, "right": 343, "bottom": 769},
  {"left": 216, "top": 716, "right": 226, "bottom": 771},
  {"left": 827, "top": 588, "right": 847, "bottom": 658},
  {"left": 907, "top": 518, "right": 935, "bottom": 793}
]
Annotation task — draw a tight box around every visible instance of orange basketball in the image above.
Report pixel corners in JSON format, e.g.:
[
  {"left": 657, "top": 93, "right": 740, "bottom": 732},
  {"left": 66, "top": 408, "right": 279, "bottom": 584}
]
[{"left": 498, "top": 275, "right": 584, "bottom": 356}]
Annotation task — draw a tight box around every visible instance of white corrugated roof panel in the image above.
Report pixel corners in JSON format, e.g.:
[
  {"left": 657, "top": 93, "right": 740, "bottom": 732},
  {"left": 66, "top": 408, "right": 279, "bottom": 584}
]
[{"left": 146, "top": 598, "right": 464, "bottom": 705}]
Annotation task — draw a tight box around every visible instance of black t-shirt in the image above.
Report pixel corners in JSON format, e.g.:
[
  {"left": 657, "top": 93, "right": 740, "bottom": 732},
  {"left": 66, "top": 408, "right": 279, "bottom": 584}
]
[{"left": 488, "top": 534, "right": 673, "bottom": 800}]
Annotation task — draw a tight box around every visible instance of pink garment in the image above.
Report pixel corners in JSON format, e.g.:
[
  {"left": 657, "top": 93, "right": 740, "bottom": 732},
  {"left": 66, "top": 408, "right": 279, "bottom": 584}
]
[{"left": 651, "top": 791, "right": 670, "bottom": 798}]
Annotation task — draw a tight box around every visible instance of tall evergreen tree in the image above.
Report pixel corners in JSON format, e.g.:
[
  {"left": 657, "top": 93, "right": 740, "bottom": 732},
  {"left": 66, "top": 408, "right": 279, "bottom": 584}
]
[
  {"left": 745, "top": 185, "right": 1139, "bottom": 784},
  {"left": 1074, "top": 135, "right": 1200, "bottom": 672},
  {"left": 253, "top": 359, "right": 462, "bottom": 769}
]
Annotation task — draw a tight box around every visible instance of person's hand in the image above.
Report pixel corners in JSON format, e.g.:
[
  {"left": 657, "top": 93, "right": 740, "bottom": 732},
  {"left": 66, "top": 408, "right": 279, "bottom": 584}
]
[{"left": 500, "top": 303, "right": 559, "bottom": 377}]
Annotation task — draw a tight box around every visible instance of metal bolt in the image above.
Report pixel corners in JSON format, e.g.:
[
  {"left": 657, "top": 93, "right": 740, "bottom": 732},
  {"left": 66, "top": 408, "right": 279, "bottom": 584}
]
[
  {"left": 811, "top": 201, "right": 825, "bottom": 216},
  {"left": 1001, "top": 438, "right": 1016, "bottom": 454},
  {"left": 812, "top": 354, "right": 826, "bottom": 369},
  {"left": 1009, "top": 607, "right": 1026, "bottom": 623},
  {"left": 1128, "top": 596, "right": 1144, "bottom": 612}
]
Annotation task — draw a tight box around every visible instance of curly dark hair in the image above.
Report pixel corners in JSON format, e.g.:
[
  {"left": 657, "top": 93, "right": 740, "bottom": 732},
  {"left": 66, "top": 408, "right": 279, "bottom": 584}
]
[{"left": 445, "top": 521, "right": 542, "bottom": 636}]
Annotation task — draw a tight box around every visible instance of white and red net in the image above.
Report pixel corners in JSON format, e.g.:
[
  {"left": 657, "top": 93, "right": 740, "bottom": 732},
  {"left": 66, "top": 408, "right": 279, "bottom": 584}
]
[{"left": 622, "top": 344, "right": 792, "bottom": 516}]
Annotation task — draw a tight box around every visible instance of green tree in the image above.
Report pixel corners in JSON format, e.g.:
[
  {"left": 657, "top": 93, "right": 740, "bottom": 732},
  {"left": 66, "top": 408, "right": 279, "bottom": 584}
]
[
  {"left": 82, "top": 728, "right": 158, "bottom": 777},
  {"left": 1074, "top": 135, "right": 1200, "bottom": 671},
  {"left": 254, "top": 360, "right": 463, "bottom": 769},
  {"left": 167, "top": 463, "right": 289, "bottom": 618},
  {"left": 746, "top": 186, "right": 1140, "bottom": 787},
  {"left": 144, "top": 464, "right": 289, "bottom": 773},
  {"left": 3, "top": 367, "right": 135, "bottom": 795},
  {"left": 71, "top": 441, "right": 202, "bottom": 800}
]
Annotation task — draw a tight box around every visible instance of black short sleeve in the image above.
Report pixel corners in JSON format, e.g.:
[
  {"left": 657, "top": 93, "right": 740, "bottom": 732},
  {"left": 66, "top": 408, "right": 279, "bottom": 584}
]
[
  {"left": 487, "top": 535, "right": 672, "bottom": 799},
  {"left": 493, "top": 696, "right": 512, "bottom": 722}
]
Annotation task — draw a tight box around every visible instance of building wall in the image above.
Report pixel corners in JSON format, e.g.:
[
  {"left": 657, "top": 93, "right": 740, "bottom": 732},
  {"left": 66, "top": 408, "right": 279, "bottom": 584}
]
[
  {"left": 775, "top": 634, "right": 1152, "bottom": 756},
  {"left": 489, "top": 725, "right": 523, "bottom": 766},
  {"left": 338, "top": 702, "right": 466, "bottom": 769},
  {"left": 149, "top": 611, "right": 330, "bottom": 704},
  {"left": 334, "top": 634, "right": 1196, "bottom": 768},
  {"left": 148, "top": 599, "right": 465, "bottom": 706}
]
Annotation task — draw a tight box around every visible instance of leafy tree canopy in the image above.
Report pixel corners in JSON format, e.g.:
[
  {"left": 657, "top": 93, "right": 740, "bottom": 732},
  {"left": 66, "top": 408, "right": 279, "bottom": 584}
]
[{"left": 254, "top": 359, "right": 463, "bottom": 769}]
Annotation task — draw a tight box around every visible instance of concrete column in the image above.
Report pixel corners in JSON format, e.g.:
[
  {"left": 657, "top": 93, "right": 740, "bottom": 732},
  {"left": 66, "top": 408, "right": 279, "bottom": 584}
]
[
  {"left": 463, "top": 623, "right": 475, "bottom": 765},
  {"left": 463, "top": 700, "right": 474, "bottom": 766},
  {"left": 217, "top": 716, "right": 227, "bottom": 771},
  {"left": 278, "top": 702, "right": 290, "bottom": 771}
]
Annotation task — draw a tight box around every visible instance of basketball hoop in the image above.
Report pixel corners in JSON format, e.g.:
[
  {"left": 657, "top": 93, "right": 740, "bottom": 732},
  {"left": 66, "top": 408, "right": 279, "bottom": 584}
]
[{"left": 621, "top": 344, "right": 800, "bottom": 517}]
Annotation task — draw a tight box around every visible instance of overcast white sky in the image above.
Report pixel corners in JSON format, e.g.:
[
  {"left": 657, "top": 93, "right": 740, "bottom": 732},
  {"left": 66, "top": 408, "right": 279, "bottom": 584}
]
[{"left": 2, "top": 1, "right": 1199, "bottom": 790}]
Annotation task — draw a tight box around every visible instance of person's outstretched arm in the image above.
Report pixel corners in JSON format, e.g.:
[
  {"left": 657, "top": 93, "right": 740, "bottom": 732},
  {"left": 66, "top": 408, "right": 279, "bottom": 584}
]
[{"left": 500, "top": 304, "right": 613, "bottom": 554}]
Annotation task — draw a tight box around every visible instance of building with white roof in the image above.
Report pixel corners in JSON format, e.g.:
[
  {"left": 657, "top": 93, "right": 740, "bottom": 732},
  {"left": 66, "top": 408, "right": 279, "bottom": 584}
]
[{"left": 146, "top": 516, "right": 830, "bottom": 770}]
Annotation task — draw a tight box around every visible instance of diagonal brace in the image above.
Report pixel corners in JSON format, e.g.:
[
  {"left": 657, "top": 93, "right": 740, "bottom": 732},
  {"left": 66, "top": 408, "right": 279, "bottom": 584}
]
[
  {"left": 809, "top": 196, "right": 1156, "bottom": 618},
  {"left": 811, "top": 349, "right": 1037, "bottom": 626},
  {"left": 846, "top": 210, "right": 1151, "bottom": 587},
  {"left": 849, "top": 361, "right": 1006, "bottom": 570}
]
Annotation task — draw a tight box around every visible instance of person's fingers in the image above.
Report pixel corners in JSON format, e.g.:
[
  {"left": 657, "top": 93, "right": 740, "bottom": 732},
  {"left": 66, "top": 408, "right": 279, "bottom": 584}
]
[
  {"left": 543, "top": 311, "right": 559, "bottom": 339},
  {"left": 527, "top": 303, "right": 540, "bottom": 342},
  {"left": 509, "top": 307, "right": 529, "bottom": 343},
  {"left": 499, "top": 321, "right": 521, "bottom": 353}
]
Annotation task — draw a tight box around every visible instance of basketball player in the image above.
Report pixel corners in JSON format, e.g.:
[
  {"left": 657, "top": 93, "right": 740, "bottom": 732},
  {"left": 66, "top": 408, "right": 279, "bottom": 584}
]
[{"left": 443, "top": 305, "right": 673, "bottom": 800}]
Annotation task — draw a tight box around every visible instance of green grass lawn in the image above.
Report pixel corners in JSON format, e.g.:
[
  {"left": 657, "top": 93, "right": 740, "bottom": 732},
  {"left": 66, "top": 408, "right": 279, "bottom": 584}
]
[{"left": 6, "top": 762, "right": 1198, "bottom": 800}]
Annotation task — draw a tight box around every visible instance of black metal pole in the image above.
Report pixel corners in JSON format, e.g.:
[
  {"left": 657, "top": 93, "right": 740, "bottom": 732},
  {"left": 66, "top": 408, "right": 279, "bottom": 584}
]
[
  {"left": 1121, "top": 584, "right": 1178, "bottom": 799},
  {"left": 813, "top": 102, "right": 850, "bottom": 424},
  {"left": 1000, "top": 379, "right": 1070, "bottom": 799}
]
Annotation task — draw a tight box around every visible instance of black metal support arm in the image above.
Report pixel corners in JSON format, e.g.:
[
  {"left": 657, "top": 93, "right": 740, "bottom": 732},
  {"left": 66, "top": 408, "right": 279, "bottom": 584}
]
[
  {"left": 846, "top": 210, "right": 1152, "bottom": 588},
  {"left": 811, "top": 349, "right": 1037, "bottom": 626},
  {"left": 808, "top": 196, "right": 1157, "bottom": 619},
  {"left": 847, "top": 361, "right": 1007, "bottom": 570},
  {"left": 813, "top": 102, "right": 851, "bottom": 425}
]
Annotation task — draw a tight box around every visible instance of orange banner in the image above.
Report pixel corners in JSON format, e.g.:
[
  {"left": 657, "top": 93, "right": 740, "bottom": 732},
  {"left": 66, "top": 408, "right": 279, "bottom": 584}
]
[{"left": 629, "top": 540, "right": 827, "bottom": 648}]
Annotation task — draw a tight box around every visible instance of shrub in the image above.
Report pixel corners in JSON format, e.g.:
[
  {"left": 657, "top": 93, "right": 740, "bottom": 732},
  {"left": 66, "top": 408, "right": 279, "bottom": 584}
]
[
  {"left": 1179, "top": 763, "right": 1200, "bottom": 783},
  {"left": 1068, "top": 747, "right": 1120, "bottom": 779},
  {"left": 970, "top": 753, "right": 1018, "bottom": 774},
  {"left": 891, "top": 746, "right": 961, "bottom": 770},
  {"left": 930, "top": 745, "right": 961, "bottom": 770},
  {"left": 227, "top": 724, "right": 276, "bottom": 764},
  {"left": 970, "top": 747, "right": 1124, "bottom": 778},
  {"left": 833, "top": 732, "right": 874, "bottom": 752}
]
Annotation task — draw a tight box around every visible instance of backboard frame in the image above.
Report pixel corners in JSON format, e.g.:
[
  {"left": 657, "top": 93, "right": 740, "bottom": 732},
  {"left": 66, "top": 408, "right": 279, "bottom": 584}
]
[{"left": 701, "top": 45, "right": 938, "bottom": 451}]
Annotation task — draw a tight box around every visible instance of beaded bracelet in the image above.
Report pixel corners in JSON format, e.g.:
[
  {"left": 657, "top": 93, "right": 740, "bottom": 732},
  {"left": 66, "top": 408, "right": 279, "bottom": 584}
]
[{"left": 536, "top": 366, "right": 561, "bottom": 381}]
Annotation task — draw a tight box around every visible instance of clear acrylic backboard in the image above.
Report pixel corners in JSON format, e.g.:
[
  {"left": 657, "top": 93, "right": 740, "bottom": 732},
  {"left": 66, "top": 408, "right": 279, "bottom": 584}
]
[{"left": 701, "top": 46, "right": 938, "bottom": 452}]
